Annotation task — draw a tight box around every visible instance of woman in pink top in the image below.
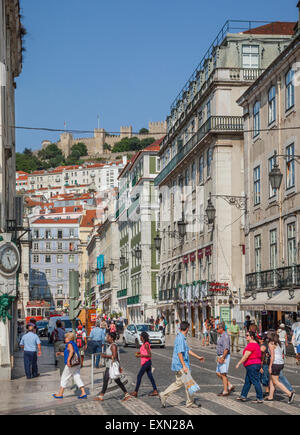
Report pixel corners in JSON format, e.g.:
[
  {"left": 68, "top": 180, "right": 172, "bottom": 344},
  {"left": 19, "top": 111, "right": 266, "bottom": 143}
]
[
  {"left": 235, "top": 331, "right": 263, "bottom": 403},
  {"left": 130, "top": 331, "right": 158, "bottom": 397}
]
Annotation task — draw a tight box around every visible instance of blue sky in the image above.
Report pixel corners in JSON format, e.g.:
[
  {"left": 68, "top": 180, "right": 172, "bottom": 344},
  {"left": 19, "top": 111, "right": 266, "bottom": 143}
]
[{"left": 16, "top": 0, "right": 298, "bottom": 151}]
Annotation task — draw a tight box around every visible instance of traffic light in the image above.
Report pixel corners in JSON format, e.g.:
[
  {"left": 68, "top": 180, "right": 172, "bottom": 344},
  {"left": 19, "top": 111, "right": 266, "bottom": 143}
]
[{"left": 69, "top": 270, "right": 81, "bottom": 327}]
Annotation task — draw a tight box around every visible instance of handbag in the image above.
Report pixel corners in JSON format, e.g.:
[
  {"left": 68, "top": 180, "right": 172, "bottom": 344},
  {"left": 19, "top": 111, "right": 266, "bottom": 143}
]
[
  {"left": 69, "top": 347, "right": 80, "bottom": 367},
  {"left": 109, "top": 361, "right": 121, "bottom": 379}
]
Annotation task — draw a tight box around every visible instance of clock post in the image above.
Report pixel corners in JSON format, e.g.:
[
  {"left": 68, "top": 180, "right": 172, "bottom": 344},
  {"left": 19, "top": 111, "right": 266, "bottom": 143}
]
[{"left": 0, "top": 233, "right": 21, "bottom": 380}]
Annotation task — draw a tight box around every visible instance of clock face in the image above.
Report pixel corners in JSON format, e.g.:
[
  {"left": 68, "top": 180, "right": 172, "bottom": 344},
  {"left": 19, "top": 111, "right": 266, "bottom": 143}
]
[{"left": 0, "top": 243, "right": 20, "bottom": 275}]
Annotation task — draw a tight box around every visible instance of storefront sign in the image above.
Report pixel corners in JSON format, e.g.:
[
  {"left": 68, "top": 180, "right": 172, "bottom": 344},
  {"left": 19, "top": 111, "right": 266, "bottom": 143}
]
[
  {"left": 209, "top": 282, "right": 229, "bottom": 293},
  {"left": 205, "top": 246, "right": 212, "bottom": 257}
]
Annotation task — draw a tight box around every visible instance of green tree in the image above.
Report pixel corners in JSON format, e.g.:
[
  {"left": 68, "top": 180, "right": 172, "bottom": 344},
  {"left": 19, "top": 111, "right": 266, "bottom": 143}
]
[
  {"left": 71, "top": 142, "right": 88, "bottom": 157},
  {"left": 103, "top": 143, "right": 112, "bottom": 151},
  {"left": 139, "top": 128, "right": 149, "bottom": 134},
  {"left": 112, "top": 137, "right": 155, "bottom": 153}
]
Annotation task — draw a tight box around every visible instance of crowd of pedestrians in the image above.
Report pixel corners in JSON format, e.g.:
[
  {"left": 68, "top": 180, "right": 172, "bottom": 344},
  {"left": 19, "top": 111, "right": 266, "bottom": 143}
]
[{"left": 18, "top": 312, "right": 297, "bottom": 408}]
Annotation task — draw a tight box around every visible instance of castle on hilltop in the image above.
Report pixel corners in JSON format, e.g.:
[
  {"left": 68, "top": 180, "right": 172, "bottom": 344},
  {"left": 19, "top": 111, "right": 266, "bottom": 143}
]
[{"left": 42, "top": 121, "right": 167, "bottom": 157}]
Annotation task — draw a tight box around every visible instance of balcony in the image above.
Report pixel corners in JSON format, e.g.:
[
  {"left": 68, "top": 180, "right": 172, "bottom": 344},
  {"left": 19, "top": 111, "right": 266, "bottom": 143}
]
[
  {"left": 127, "top": 295, "right": 140, "bottom": 305},
  {"left": 117, "top": 289, "right": 127, "bottom": 298},
  {"left": 246, "top": 265, "right": 300, "bottom": 292},
  {"left": 159, "top": 289, "right": 179, "bottom": 301},
  {"left": 155, "top": 115, "right": 243, "bottom": 186}
]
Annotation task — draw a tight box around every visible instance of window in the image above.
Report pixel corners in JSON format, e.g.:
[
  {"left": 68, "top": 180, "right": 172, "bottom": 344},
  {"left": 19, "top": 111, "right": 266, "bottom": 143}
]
[
  {"left": 57, "top": 254, "right": 63, "bottom": 264},
  {"left": 184, "top": 168, "right": 190, "bottom": 187},
  {"left": 286, "top": 143, "right": 295, "bottom": 189},
  {"left": 57, "top": 242, "right": 63, "bottom": 251},
  {"left": 57, "top": 284, "right": 63, "bottom": 295},
  {"left": 58, "top": 230, "right": 63, "bottom": 239},
  {"left": 287, "top": 223, "right": 297, "bottom": 266},
  {"left": 270, "top": 230, "right": 277, "bottom": 269},
  {"left": 45, "top": 269, "right": 51, "bottom": 279},
  {"left": 255, "top": 235, "right": 261, "bottom": 272},
  {"left": 45, "top": 255, "right": 51, "bottom": 263},
  {"left": 45, "top": 229, "right": 51, "bottom": 239},
  {"left": 191, "top": 162, "right": 196, "bottom": 188},
  {"left": 57, "top": 269, "right": 63, "bottom": 279},
  {"left": 286, "top": 68, "right": 295, "bottom": 111},
  {"left": 207, "top": 148, "right": 212, "bottom": 177},
  {"left": 33, "top": 230, "right": 39, "bottom": 239},
  {"left": 46, "top": 242, "right": 51, "bottom": 251},
  {"left": 242, "top": 45, "right": 259, "bottom": 68},
  {"left": 269, "top": 155, "right": 277, "bottom": 198},
  {"left": 33, "top": 255, "right": 39, "bottom": 263},
  {"left": 199, "top": 155, "right": 204, "bottom": 183},
  {"left": 69, "top": 229, "right": 75, "bottom": 238},
  {"left": 253, "top": 166, "right": 261, "bottom": 205},
  {"left": 57, "top": 300, "right": 63, "bottom": 308},
  {"left": 268, "top": 86, "right": 276, "bottom": 124},
  {"left": 69, "top": 254, "right": 75, "bottom": 263},
  {"left": 253, "top": 101, "right": 260, "bottom": 137},
  {"left": 33, "top": 242, "right": 39, "bottom": 251},
  {"left": 206, "top": 100, "right": 211, "bottom": 119}
]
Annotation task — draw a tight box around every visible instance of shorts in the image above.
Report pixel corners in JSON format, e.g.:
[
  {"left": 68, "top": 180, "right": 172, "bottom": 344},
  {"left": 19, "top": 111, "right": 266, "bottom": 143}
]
[
  {"left": 271, "top": 364, "right": 284, "bottom": 376},
  {"left": 203, "top": 332, "right": 208, "bottom": 337},
  {"left": 216, "top": 355, "right": 231, "bottom": 374}
]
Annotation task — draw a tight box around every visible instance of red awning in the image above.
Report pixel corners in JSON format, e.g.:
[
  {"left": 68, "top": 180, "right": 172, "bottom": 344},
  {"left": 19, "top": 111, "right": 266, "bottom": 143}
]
[
  {"left": 183, "top": 255, "right": 189, "bottom": 264},
  {"left": 198, "top": 249, "right": 203, "bottom": 259},
  {"left": 190, "top": 252, "right": 196, "bottom": 262},
  {"left": 205, "top": 246, "right": 212, "bottom": 256}
]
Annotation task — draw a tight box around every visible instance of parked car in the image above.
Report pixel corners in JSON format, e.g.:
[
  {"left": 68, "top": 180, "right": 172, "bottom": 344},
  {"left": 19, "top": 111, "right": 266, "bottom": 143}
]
[
  {"left": 48, "top": 316, "right": 81, "bottom": 343},
  {"left": 36, "top": 320, "right": 48, "bottom": 338},
  {"left": 123, "top": 324, "right": 165, "bottom": 348}
]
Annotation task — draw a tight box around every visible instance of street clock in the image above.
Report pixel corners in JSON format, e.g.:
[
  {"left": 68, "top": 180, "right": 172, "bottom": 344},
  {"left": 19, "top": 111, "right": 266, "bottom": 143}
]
[{"left": 0, "top": 242, "right": 20, "bottom": 277}]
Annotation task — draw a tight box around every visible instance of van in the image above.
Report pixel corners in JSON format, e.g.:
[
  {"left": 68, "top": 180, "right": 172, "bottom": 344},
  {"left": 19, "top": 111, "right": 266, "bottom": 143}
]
[{"left": 48, "top": 316, "right": 81, "bottom": 343}]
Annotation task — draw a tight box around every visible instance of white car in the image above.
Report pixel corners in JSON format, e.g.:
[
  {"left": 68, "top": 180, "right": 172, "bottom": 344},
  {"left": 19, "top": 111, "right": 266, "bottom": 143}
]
[{"left": 123, "top": 324, "right": 165, "bottom": 348}]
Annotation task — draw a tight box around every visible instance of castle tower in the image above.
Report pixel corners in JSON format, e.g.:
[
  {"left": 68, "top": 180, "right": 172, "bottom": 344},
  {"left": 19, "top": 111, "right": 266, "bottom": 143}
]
[
  {"left": 58, "top": 133, "right": 73, "bottom": 157},
  {"left": 120, "top": 126, "right": 132, "bottom": 139}
]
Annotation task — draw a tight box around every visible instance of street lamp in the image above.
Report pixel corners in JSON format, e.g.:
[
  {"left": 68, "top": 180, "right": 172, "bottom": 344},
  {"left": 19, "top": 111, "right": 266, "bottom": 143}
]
[
  {"left": 205, "top": 193, "right": 216, "bottom": 225},
  {"left": 120, "top": 255, "right": 126, "bottom": 266},
  {"left": 109, "top": 262, "right": 115, "bottom": 272},
  {"left": 269, "top": 151, "right": 283, "bottom": 191},
  {"left": 177, "top": 220, "right": 186, "bottom": 238},
  {"left": 134, "top": 248, "right": 142, "bottom": 260},
  {"left": 154, "top": 233, "right": 162, "bottom": 251}
]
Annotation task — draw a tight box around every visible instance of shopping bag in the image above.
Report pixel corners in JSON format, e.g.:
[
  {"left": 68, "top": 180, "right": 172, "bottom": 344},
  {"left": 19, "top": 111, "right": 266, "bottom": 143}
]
[
  {"left": 182, "top": 370, "right": 200, "bottom": 396},
  {"left": 109, "top": 361, "right": 121, "bottom": 380}
]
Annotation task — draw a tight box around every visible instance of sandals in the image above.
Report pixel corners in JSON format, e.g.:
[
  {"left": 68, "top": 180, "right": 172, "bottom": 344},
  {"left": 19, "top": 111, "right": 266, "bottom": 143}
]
[
  {"left": 122, "top": 393, "right": 131, "bottom": 402},
  {"left": 251, "top": 400, "right": 263, "bottom": 404},
  {"left": 217, "top": 392, "right": 230, "bottom": 397},
  {"left": 148, "top": 390, "right": 159, "bottom": 396},
  {"left": 93, "top": 396, "right": 104, "bottom": 401},
  {"left": 52, "top": 394, "right": 63, "bottom": 399},
  {"left": 78, "top": 394, "right": 87, "bottom": 399},
  {"left": 236, "top": 397, "right": 247, "bottom": 402},
  {"left": 130, "top": 392, "right": 138, "bottom": 397}
]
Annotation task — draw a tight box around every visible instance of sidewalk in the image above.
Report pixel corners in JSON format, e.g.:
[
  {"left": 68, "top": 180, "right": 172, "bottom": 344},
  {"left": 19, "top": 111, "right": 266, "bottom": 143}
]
[{"left": 0, "top": 340, "right": 129, "bottom": 415}]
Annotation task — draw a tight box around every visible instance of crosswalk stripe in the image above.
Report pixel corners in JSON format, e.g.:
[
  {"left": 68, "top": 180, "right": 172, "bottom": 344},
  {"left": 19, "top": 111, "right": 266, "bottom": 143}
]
[
  {"left": 31, "top": 409, "right": 56, "bottom": 415},
  {"left": 75, "top": 402, "right": 105, "bottom": 415},
  {"left": 201, "top": 392, "right": 267, "bottom": 415},
  {"left": 166, "top": 394, "right": 215, "bottom": 415},
  {"left": 263, "top": 400, "right": 300, "bottom": 415},
  {"left": 121, "top": 397, "right": 161, "bottom": 415}
]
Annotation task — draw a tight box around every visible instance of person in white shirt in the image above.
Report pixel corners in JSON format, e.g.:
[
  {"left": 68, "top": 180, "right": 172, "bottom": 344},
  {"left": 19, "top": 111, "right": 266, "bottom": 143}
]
[{"left": 277, "top": 324, "right": 288, "bottom": 356}]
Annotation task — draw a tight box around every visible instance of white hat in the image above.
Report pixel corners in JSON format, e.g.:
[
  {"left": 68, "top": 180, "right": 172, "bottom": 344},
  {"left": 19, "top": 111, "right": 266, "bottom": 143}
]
[{"left": 280, "top": 323, "right": 285, "bottom": 328}]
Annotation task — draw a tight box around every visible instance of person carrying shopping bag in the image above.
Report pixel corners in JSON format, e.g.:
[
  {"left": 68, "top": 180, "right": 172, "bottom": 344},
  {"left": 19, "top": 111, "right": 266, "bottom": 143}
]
[
  {"left": 159, "top": 321, "right": 205, "bottom": 409},
  {"left": 93, "top": 331, "right": 131, "bottom": 402},
  {"left": 130, "top": 331, "right": 159, "bottom": 397},
  {"left": 52, "top": 332, "right": 87, "bottom": 399}
]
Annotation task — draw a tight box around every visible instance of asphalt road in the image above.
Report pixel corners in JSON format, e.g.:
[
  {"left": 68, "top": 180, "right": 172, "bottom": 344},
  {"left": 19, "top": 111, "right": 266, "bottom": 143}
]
[{"left": 28, "top": 336, "right": 300, "bottom": 416}]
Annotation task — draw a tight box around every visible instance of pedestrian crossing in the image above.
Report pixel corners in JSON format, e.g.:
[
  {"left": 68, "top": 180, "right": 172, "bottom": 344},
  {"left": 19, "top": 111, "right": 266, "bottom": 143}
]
[{"left": 29, "top": 391, "right": 300, "bottom": 415}]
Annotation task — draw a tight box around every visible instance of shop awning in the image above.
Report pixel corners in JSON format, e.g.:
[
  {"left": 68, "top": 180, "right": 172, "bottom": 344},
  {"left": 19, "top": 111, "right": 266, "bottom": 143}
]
[
  {"left": 240, "top": 292, "right": 269, "bottom": 312},
  {"left": 241, "top": 290, "right": 300, "bottom": 313},
  {"left": 265, "top": 290, "right": 300, "bottom": 313}
]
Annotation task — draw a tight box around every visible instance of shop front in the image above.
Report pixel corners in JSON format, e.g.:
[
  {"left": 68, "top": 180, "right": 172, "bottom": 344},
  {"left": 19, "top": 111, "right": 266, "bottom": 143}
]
[{"left": 241, "top": 289, "right": 300, "bottom": 333}]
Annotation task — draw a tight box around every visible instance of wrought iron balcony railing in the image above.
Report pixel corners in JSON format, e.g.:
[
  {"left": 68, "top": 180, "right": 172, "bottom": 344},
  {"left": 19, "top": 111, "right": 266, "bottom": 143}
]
[
  {"left": 246, "top": 265, "right": 300, "bottom": 292},
  {"left": 155, "top": 115, "right": 243, "bottom": 186}
]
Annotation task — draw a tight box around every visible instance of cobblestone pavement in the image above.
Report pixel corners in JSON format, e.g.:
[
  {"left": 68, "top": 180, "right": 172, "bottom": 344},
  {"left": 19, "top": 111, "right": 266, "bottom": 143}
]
[{"left": 6, "top": 335, "right": 300, "bottom": 416}]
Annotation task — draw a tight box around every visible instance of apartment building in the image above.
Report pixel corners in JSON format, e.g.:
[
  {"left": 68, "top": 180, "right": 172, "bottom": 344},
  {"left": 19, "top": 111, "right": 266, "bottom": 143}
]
[
  {"left": 16, "top": 171, "right": 29, "bottom": 191},
  {"left": 238, "top": 30, "right": 300, "bottom": 331},
  {"left": 30, "top": 218, "right": 80, "bottom": 310},
  {"left": 28, "top": 160, "right": 126, "bottom": 192},
  {"left": 155, "top": 20, "right": 296, "bottom": 336},
  {"left": 116, "top": 140, "right": 162, "bottom": 322}
]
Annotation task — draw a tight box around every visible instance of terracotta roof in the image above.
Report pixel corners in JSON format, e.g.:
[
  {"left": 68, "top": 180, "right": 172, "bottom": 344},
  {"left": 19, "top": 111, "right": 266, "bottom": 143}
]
[
  {"left": 243, "top": 22, "right": 296, "bottom": 35},
  {"left": 80, "top": 210, "right": 97, "bottom": 228},
  {"left": 33, "top": 218, "right": 79, "bottom": 225}
]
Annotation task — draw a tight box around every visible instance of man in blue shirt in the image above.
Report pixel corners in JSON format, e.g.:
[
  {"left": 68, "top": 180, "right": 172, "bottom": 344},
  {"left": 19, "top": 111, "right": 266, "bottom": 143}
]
[
  {"left": 90, "top": 321, "right": 106, "bottom": 368},
  {"left": 159, "top": 321, "right": 205, "bottom": 408},
  {"left": 20, "top": 323, "right": 42, "bottom": 379}
]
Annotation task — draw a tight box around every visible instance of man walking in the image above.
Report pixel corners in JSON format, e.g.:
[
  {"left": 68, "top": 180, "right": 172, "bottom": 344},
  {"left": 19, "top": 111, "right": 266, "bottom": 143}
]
[
  {"left": 216, "top": 322, "right": 235, "bottom": 396},
  {"left": 159, "top": 321, "right": 205, "bottom": 409},
  {"left": 90, "top": 320, "right": 106, "bottom": 368},
  {"left": 20, "top": 323, "right": 42, "bottom": 379},
  {"left": 229, "top": 319, "right": 240, "bottom": 353}
]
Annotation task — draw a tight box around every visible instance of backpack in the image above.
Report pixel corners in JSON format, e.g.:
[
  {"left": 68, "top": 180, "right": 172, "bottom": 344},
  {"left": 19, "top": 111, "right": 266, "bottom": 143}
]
[{"left": 76, "top": 331, "right": 84, "bottom": 348}]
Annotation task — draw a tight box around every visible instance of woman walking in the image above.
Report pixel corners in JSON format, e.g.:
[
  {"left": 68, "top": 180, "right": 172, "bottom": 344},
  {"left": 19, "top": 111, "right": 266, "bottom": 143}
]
[
  {"left": 202, "top": 319, "right": 210, "bottom": 346},
  {"left": 93, "top": 332, "right": 131, "bottom": 402},
  {"left": 235, "top": 331, "right": 263, "bottom": 404},
  {"left": 265, "top": 331, "right": 295, "bottom": 403},
  {"left": 130, "top": 331, "right": 158, "bottom": 397},
  {"left": 52, "top": 332, "right": 87, "bottom": 399}
]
